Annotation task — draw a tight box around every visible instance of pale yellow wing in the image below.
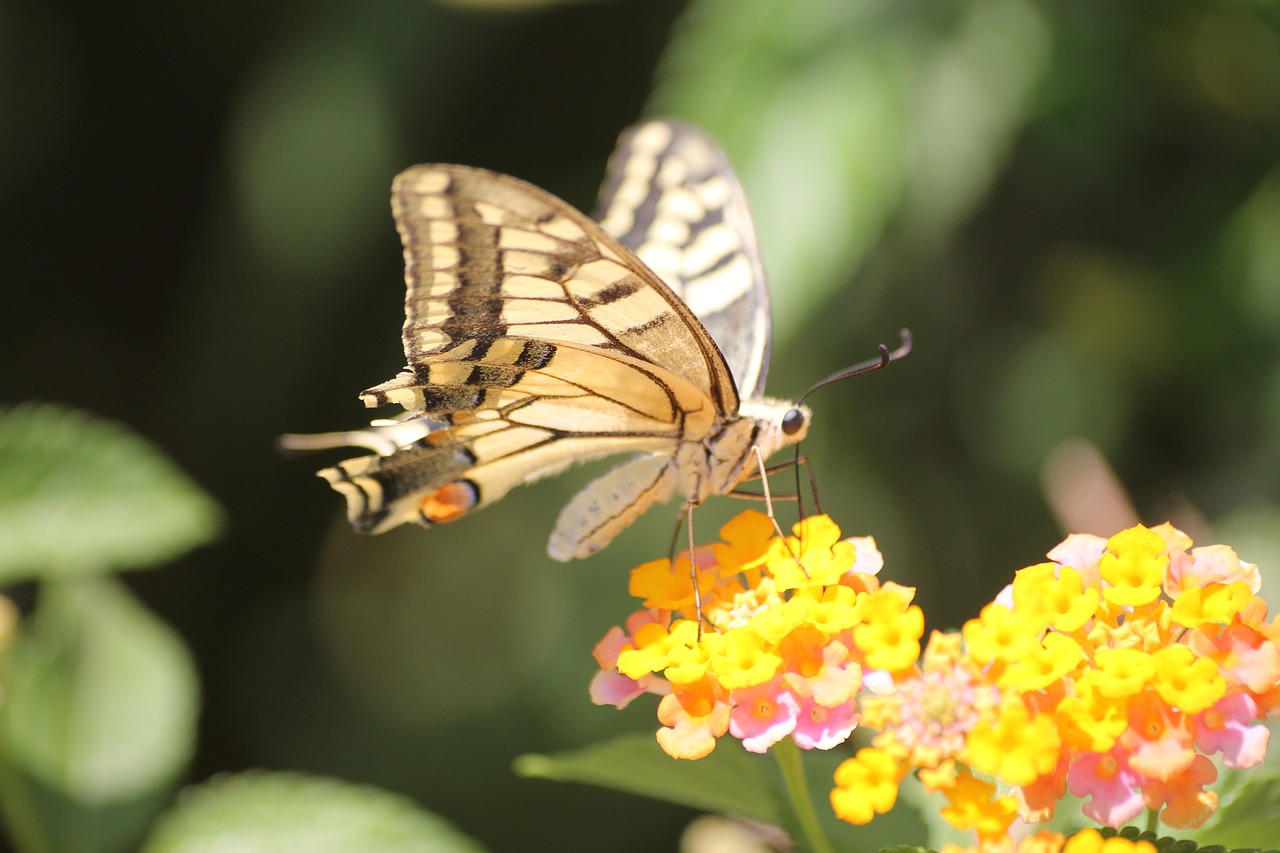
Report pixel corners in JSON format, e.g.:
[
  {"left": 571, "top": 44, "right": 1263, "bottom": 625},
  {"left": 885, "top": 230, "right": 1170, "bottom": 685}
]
[{"left": 389, "top": 164, "right": 739, "bottom": 417}]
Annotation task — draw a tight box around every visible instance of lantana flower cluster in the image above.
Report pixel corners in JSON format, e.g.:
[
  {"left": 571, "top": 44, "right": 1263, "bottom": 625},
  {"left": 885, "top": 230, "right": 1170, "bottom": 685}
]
[
  {"left": 591, "top": 510, "right": 914, "bottom": 760},
  {"left": 593, "top": 511, "right": 1280, "bottom": 846},
  {"left": 835, "top": 521, "right": 1280, "bottom": 839}
]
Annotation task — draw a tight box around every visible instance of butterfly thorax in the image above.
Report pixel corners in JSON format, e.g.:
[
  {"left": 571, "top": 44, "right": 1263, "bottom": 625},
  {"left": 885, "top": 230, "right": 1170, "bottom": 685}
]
[{"left": 675, "top": 397, "right": 811, "bottom": 502}]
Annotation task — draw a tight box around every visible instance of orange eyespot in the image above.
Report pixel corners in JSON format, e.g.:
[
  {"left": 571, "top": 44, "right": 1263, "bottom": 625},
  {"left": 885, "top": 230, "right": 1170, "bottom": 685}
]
[
  {"left": 420, "top": 481, "right": 477, "bottom": 523},
  {"left": 425, "top": 429, "right": 453, "bottom": 446},
  {"left": 782, "top": 408, "right": 806, "bottom": 436}
]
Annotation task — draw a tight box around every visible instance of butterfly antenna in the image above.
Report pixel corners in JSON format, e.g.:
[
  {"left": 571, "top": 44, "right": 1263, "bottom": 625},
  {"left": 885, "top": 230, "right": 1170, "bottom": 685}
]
[
  {"left": 796, "top": 328, "right": 912, "bottom": 409},
  {"left": 789, "top": 326, "right": 913, "bottom": 522}
]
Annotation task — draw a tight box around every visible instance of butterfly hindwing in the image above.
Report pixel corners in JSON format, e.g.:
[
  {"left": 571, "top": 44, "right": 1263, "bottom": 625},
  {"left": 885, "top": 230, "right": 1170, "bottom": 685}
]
[
  {"left": 319, "top": 334, "right": 723, "bottom": 535},
  {"left": 594, "top": 119, "right": 772, "bottom": 398}
]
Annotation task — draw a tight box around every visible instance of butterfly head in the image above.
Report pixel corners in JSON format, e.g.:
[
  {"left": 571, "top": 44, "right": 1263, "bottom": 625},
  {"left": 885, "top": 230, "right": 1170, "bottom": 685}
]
[
  {"left": 740, "top": 397, "right": 812, "bottom": 459},
  {"left": 781, "top": 406, "right": 807, "bottom": 438}
]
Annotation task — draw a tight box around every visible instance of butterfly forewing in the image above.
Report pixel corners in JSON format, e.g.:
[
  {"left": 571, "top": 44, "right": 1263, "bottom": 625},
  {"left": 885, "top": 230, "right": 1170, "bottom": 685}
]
[
  {"left": 389, "top": 165, "right": 738, "bottom": 415},
  {"left": 595, "top": 120, "right": 772, "bottom": 399}
]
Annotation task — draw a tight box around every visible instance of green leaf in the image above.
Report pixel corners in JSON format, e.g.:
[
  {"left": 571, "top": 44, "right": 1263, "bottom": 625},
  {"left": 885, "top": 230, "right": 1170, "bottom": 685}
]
[
  {"left": 1195, "top": 765, "right": 1280, "bottom": 847},
  {"left": 0, "top": 403, "right": 223, "bottom": 583},
  {"left": 514, "top": 733, "right": 782, "bottom": 824},
  {"left": 140, "top": 771, "right": 488, "bottom": 853},
  {"left": 516, "top": 735, "right": 929, "bottom": 851},
  {"left": 0, "top": 576, "right": 199, "bottom": 853}
]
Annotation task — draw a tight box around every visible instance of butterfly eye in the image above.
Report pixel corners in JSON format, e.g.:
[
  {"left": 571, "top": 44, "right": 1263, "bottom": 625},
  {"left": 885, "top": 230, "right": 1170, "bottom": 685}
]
[{"left": 781, "top": 407, "right": 806, "bottom": 436}]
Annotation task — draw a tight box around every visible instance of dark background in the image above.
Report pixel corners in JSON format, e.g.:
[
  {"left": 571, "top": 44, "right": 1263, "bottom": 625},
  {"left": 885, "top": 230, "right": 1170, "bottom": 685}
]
[{"left": 4, "top": 0, "right": 1279, "bottom": 849}]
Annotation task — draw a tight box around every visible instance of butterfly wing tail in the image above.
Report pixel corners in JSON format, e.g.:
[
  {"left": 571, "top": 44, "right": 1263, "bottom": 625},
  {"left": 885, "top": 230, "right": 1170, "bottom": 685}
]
[{"left": 278, "top": 416, "right": 441, "bottom": 458}]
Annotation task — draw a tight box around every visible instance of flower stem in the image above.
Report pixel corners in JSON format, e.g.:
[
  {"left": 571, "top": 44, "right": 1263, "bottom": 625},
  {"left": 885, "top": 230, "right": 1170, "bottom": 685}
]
[
  {"left": 1145, "top": 807, "right": 1159, "bottom": 835},
  {"left": 773, "top": 739, "right": 836, "bottom": 853}
]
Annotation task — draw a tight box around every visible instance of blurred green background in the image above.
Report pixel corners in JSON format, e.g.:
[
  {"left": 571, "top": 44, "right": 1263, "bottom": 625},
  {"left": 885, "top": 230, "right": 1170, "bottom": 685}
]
[{"left": 3, "top": 0, "right": 1280, "bottom": 849}]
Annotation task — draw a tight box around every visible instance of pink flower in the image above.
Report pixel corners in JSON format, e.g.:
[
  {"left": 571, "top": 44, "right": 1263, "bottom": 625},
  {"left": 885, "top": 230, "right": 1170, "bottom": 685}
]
[
  {"left": 1189, "top": 622, "right": 1280, "bottom": 695},
  {"left": 1141, "top": 753, "right": 1218, "bottom": 829},
  {"left": 1122, "top": 691, "right": 1195, "bottom": 782},
  {"left": 791, "top": 694, "right": 859, "bottom": 750},
  {"left": 729, "top": 677, "right": 800, "bottom": 753},
  {"left": 845, "top": 535, "right": 884, "bottom": 577},
  {"left": 1047, "top": 533, "right": 1107, "bottom": 587},
  {"left": 590, "top": 618, "right": 669, "bottom": 708},
  {"left": 1166, "top": 544, "right": 1260, "bottom": 595},
  {"left": 1194, "top": 692, "right": 1270, "bottom": 768},
  {"left": 1066, "top": 748, "right": 1144, "bottom": 827}
]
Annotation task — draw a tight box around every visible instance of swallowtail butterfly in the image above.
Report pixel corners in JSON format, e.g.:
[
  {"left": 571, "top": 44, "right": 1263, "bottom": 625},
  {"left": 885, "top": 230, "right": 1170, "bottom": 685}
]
[{"left": 285, "top": 119, "right": 868, "bottom": 560}]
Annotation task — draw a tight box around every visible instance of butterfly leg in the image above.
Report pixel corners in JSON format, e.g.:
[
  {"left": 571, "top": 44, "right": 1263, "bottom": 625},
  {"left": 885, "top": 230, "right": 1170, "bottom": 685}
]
[
  {"left": 736, "top": 445, "right": 807, "bottom": 575},
  {"left": 666, "top": 504, "right": 688, "bottom": 563},
  {"left": 732, "top": 454, "right": 823, "bottom": 517},
  {"left": 686, "top": 499, "right": 704, "bottom": 640},
  {"left": 789, "top": 453, "right": 823, "bottom": 520},
  {"left": 663, "top": 501, "right": 707, "bottom": 639}
]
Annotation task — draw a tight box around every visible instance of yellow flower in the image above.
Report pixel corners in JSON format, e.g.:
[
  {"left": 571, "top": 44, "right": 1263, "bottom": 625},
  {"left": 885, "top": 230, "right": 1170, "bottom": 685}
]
[
  {"left": 616, "top": 620, "right": 699, "bottom": 679},
  {"left": 963, "top": 603, "right": 1041, "bottom": 667},
  {"left": 767, "top": 515, "right": 858, "bottom": 590},
  {"left": 707, "top": 628, "right": 780, "bottom": 690},
  {"left": 1057, "top": 675, "right": 1128, "bottom": 752},
  {"left": 830, "top": 747, "right": 900, "bottom": 825},
  {"left": 1151, "top": 645, "right": 1226, "bottom": 714},
  {"left": 746, "top": 590, "right": 822, "bottom": 646},
  {"left": 1171, "top": 582, "right": 1253, "bottom": 628},
  {"left": 664, "top": 632, "right": 721, "bottom": 684},
  {"left": 939, "top": 769, "right": 1019, "bottom": 840},
  {"left": 712, "top": 509, "right": 775, "bottom": 575},
  {"left": 1092, "top": 647, "right": 1153, "bottom": 699},
  {"left": 855, "top": 587, "right": 923, "bottom": 672},
  {"left": 964, "top": 696, "right": 1061, "bottom": 786},
  {"left": 1099, "top": 526, "right": 1167, "bottom": 607},
  {"left": 804, "top": 584, "right": 864, "bottom": 636},
  {"left": 1013, "top": 563, "right": 1100, "bottom": 632},
  {"left": 1001, "top": 631, "right": 1083, "bottom": 692},
  {"left": 1063, "top": 828, "right": 1156, "bottom": 853}
]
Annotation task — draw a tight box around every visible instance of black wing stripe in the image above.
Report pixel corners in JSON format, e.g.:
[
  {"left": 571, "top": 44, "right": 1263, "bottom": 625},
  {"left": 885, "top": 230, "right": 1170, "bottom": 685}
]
[{"left": 391, "top": 164, "right": 740, "bottom": 414}]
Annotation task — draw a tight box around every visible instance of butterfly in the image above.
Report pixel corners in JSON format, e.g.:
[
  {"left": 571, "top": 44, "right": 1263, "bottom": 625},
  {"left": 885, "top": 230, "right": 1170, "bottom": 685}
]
[{"left": 283, "top": 119, "right": 902, "bottom": 560}]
